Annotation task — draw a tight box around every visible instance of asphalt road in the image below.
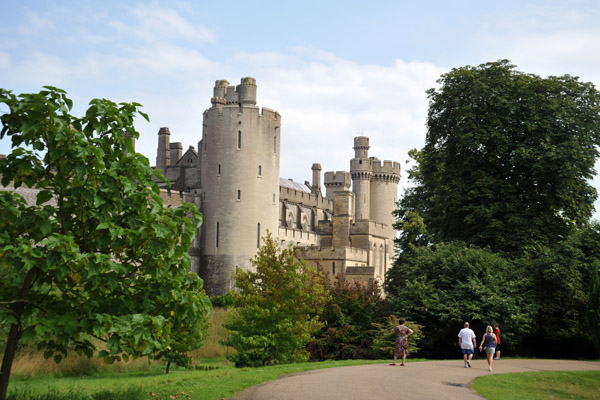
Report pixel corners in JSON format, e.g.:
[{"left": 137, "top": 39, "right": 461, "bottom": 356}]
[{"left": 230, "top": 359, "right": 600, "bottom": 400}]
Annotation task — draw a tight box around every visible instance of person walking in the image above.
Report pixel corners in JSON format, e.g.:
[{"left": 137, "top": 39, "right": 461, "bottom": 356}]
[
  {"left": 458, "top": 322, "right": 476, "bottom": 368},
  {"left": 493, "top": 324, "right": 501, "bottom": 360},
  {"left": 391, "top": 319, "right": 413, "bottom": 366},
  {"left": 479, "top": 325, "right": 498, "bottom": 372}
]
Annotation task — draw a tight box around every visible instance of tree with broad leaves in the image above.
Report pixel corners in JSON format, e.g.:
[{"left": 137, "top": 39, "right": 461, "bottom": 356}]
[
  {"left": 222, "top": 232, "right": 328, "bottom": 367},
  {"left": 0, "top": 87, "right": 211, "bottom": 399}
]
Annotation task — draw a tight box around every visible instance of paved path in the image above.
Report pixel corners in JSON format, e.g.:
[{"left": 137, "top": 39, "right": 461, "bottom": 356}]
[{"left": 230, "top": 359, "right": 600, "bottom": 400}]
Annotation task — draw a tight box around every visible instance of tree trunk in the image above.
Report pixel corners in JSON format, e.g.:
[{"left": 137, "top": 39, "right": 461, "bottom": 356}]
[
  {"left": 0, "top": 268, "right": 37, "bottom": 400},
  {"left": 165, "top": 361, "right": 171, "bottom": 375},
  {"left": 0, "top": 324, "right": 23, "bottom": 400}
]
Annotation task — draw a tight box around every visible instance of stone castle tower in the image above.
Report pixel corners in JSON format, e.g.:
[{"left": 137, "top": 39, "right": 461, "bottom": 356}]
[
  {"left": 154, "top": 77, "right": 400, "bottom": 295},
  {"left": 198, "top": 78, "right": 281, "bottom": 294}
]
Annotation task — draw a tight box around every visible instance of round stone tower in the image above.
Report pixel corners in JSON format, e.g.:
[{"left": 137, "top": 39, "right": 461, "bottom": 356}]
[
  {"left": 350, "top": 136, "right": 372, "bottom": 220},
  {"left": 199, "top": 78, "right": 281, "bottom": 296},
  {"left": 370, "top": 159, "right": 401, "bottom": 243}
]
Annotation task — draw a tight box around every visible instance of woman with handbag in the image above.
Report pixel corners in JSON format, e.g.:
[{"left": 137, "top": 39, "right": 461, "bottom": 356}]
[
  {"left": 391, "top": 319, "right": 413, "bottom": 366},
  {"left": 478, "top": 325, "right": 498, "bottom": 372}
]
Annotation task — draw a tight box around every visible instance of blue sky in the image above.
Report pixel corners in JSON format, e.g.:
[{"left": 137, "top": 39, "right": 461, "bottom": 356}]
[{"left": 1, "top": 0, "right": 600, "bottom": 219}]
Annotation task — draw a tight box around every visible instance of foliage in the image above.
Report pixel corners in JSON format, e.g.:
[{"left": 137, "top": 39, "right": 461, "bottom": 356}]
[
  {"left": 399, "top": 60, "right": 600, "bottom": 256},
  {"left": 210, "top": 292, "right": 235, "bottom": 309},
  {"left": 587, "top": 261, "right": 600, "bottom": 357},
  {"left": 157, "top": 318, "right": 208, "bottom": 374},
  {"left": 371, "top": 316, "right": 424, "bottom": 358},
  {"left": 386, "top": 242, "right": 532, "bottom": 358},
  {"left": 222, "top": 232, "right": 328, "bottom": 367},
  {"left": 515, "top": 222, "right": 600, "bottom": 357},
  {"left": 0, "top": 87, "right": 210, "bottom": 399},
  {"left": 308, "top": 275, "right": 386, "bottom": 360}
]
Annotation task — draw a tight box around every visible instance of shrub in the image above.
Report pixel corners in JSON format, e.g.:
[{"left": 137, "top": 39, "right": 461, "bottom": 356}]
[{"left": 372, "top": 316, "right": 424, "bottom": 359}]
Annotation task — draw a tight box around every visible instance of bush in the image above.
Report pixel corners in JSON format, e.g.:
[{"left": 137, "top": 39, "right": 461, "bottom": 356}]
[
  {"left": 372, "top": 316, "right": 424, "bottom": 359},
  {"left": 210, "top": 292, "right": 235, "bottom": 309},
  {"left": 308, "top": 275, "right": 387, "bottom": 361}
]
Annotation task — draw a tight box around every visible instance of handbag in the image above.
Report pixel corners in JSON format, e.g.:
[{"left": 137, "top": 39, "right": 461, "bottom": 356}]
[{"left": 403, "top": 342, "right": 409, "bottom": 350}]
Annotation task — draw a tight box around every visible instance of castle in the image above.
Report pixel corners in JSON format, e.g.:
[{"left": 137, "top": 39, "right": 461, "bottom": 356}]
[{"left": 155, "top": 77, "right": 401, "bottom": 296}]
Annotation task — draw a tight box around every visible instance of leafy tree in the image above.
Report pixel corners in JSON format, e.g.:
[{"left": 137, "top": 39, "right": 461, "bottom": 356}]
[
  {"left": 387, "top": 242, "right": 532, "bottom": 358},
  {"left": 588, "top": 261, "right": 600, "bottom": 357},
  {"left": 0, "top": 87, "right": 210, "bottom": 399},
  {"left": 519, "top": 222, "right": 600, "bottom": 357},
  {"left": 308, "top": 275, "right": 386, "bottom": 360},
  {"left": 372, "top": 316, "right": 424, "bottom": 359},
  {"left": 223, "top": 232, "right": 328, "bottom": 367},
  {"left": 399, "top": 60, "right": 600, "bottom": 256}
]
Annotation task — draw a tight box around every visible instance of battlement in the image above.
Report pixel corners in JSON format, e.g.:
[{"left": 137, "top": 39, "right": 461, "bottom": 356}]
[
  {"left": 261, "top": 107, "right": 281, "bottom": 121},
  {"left": 372, "top": 160, "right": 401, "bottom": 183},
  {"left": 211, "top": 77, "right": 257, "bottom": 107},
  {"left": 324, "top": 171, "right": 351, "bottom": 187},
  {"left": 373, "top": 159, "right": 401, "bottom": 174}
]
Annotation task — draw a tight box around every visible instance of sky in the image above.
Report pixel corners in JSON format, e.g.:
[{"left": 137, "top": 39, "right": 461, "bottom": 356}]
[{"left": 1, "top": 0, "right": 599, "bottom": 219}]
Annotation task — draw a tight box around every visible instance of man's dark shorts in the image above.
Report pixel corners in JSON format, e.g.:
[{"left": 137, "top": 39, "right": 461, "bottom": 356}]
[{"left": 461, "top": 348, "right": 474, "bottom": 355}]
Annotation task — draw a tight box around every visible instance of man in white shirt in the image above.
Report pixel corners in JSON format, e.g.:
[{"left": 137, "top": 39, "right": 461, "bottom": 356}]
[{"left": 458, "top": 321, "right": 477, "bottom": 368}]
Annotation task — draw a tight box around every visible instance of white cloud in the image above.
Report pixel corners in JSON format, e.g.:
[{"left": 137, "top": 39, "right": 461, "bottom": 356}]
[
  {"left": 17, "top": 9, "right": 56, "bottom": 35},
  {"left": 132, "top": 48, "right": 445, "bottom": 198},
  {"left": 111, "top": 4, "right": 215, "bottom": 44}
]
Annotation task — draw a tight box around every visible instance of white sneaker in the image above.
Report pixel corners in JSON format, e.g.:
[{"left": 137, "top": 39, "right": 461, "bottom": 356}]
[
  {"left": 467, "top": 360, "right": 472, "bottom": 368},
  {"left": 464, "top": 363, "right": 467, "bottom": 368}
]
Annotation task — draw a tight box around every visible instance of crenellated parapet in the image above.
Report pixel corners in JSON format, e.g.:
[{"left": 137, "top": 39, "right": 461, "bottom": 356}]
[
  {"left": 373, "top": 160, "right": 401, "bottom": 178},
  {"left": 324, "top": 171, "right": 351, "bottom": 199}
]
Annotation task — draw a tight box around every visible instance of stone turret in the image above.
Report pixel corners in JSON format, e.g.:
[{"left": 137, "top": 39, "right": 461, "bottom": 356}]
[
  {"left": 311, "top": 163, "right": 322, "bottom": 195},
  {"left": 350, "top": 136, "right": 372, "bottom": 220},
  {"left": 156, "top": 127, "right": 171, "bottom": 172},
  {"left": 238, "top": 77, "right": 257, "bottom": 105},
  {"left": 370, "top": 158, "right": 401, "bottom": 243}
]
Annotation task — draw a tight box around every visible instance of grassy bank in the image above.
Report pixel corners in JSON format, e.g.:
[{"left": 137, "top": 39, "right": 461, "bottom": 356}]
[
  {"left": 8, "top": 358, "right": 392, "bottom": 400},
  {"left": 473, "top": 370, "right": 600, "bottom": 400}
]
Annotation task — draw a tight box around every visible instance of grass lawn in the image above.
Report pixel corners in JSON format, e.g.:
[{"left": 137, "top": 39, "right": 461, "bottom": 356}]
[
  {"left": 472, "top": 370, "right": 600, "bottom": 400},
  {"left": 8, "top": 358, "right": 599, "bottom": 400},
  {"left": 8, "top": 358, "right": 398, "bottom": 400}
]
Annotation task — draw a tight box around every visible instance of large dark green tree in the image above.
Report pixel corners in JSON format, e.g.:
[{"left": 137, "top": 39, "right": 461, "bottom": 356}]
[
  {"left": 0, "top": 87, "right": 210, "bottom": 399},
  {"left": 387, "top": 242, "right": 531, "bottom": 358},
  {"left": 400, "top": 60, "right": 600, "bottom": 255},
  {"left": 518, "top": 222, "right": 600, "bottom": 357}
]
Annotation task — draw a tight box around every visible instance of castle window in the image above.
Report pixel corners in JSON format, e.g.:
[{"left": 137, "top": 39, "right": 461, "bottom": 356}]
[
  {"left": 237, "top": 190, "right": 241, "bottom": 200},
  {"left": 273, "top": 136, "right": 277, "bottom": 153},
  {"left": 238, "top": 131, "right": 242, "bottom": 149},
  {"left": 258, "top": 165, "right": 262, "bottom": 176},
  {"left": 273, "top": 193, "right": 275, "bottom": 203},
  {"left": 257, "top": 223, "right": 261, "bottom": 248},
  {"left": 332, "top": 262, "right": 336, "bottom": 275},
  {"left": 218, "top": 164, "right": 221, "bottom": 175},
  {"left": 216, "top": 222, "right": 219, "bottom": 248}
]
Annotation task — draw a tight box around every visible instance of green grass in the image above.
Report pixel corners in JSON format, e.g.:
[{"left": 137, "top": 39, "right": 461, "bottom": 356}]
[
  {"left": 472, "top": 370, "right": 600, "bottom": 400},
  {"left": 8, "top": 358, "right": 400, "bottom": 400}
]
